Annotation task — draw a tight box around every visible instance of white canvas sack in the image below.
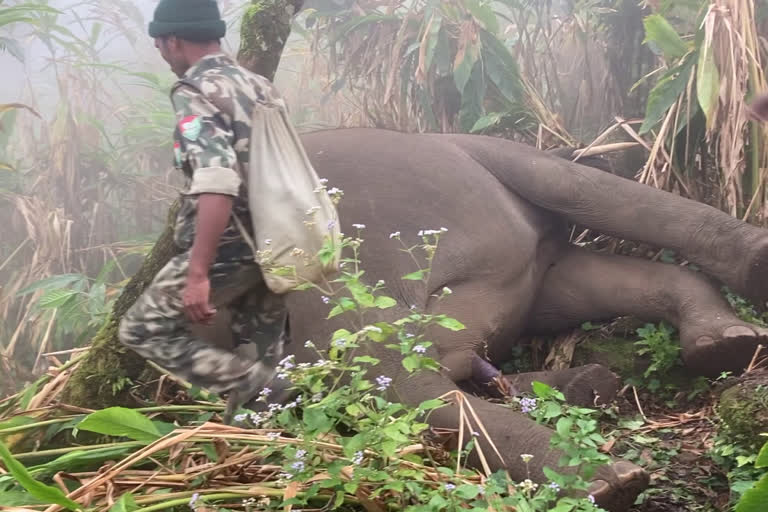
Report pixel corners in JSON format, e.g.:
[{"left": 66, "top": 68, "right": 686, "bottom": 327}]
[{"left": 243, "top": 100, "right": 341, "bottom": 294}]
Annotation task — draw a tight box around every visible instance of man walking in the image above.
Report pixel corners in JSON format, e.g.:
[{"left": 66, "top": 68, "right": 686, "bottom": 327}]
[{"left": 119, "top": 0, "right": 288, "bottom": 402}]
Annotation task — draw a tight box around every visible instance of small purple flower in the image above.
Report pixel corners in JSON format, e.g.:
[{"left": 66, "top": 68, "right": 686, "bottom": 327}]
[
  {"left": 291, "top": 461, "right": 305, "bottom": 472},
  {"left": 295, "top": 449, "right": 307, "bottom": 460},
  {"left": 322, "top": 296, "right": 330, "bottom": 304},
  {"left": 376, "top": 375, "right": 392, "bottom": 391},
  {"left": 588, "top": 495, "right": 596, "bottom": 505},
  {"left": 413, "top": 345, "right": 427, "bottom": 354},
  {"left": 352, "top": 451, "right": 364, "bottom": 465},
  {"left": 334, "top": 338, "right": 346, "bottom": 347},
  {"left": 278, "top": 355, "right": 295, "bottom": 370},
  {"left": 233, "top": 413, "right": 247, "bottom": 422},
  {"left": 444, "top": 483, "right": 456, "bottom": 491},
  {"left": 259, "top": 387, "right": 272, "bottom": 398},
  {"left": 327, "top": 219, "right": 336, "bottom": 230},
  {"left": 520, "top": 397, "right": 537, "bottom": 414},
  {"left": 189, "top": 492, "right": 200, "bottom": 509},
  {"left": 549, "top": 482, "right": 560, "bottom": 491}
]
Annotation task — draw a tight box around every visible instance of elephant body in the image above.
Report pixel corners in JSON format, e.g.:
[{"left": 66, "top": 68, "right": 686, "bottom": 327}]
[{"left": 259, "top": 128, "right": 768, "bottom": 510}]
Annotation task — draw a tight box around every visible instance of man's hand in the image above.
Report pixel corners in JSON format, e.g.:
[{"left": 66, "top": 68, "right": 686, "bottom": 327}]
[
  {"left": 183, "top": 273, "right": 216, "bottom": 324},
  {"left": 184, "top": 193, "right": 235, "bottom": 324}
]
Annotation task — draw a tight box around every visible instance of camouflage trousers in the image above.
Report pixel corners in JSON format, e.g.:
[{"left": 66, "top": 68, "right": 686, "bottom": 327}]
[{"left": 118, "top": 251, "right": 288, "bottom": 398}]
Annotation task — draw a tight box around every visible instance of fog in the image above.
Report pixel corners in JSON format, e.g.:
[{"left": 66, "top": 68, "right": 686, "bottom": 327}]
[{"left": 2, "top": 0, "right": 253, "bottom": 114}]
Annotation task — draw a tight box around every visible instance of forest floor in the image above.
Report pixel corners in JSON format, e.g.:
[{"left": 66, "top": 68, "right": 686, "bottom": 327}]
[{"left": 1, "top": 320, "right": 764, "bottom": 512}]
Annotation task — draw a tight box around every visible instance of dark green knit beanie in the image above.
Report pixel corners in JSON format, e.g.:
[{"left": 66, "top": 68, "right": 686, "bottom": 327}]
[{"left": 149, "top": 0, "right": 226, "bottom": 41}]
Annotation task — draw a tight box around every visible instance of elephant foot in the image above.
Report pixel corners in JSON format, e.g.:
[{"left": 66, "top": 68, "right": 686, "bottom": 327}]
[
  {"left": 590, "top": 461, "right": 650, "bottom": 512},
  {"left": 504, "top": 364, "right": 620, "bottom": 407},
  {"left": 684, "top": 324, "right": 768, "bottom": 377}
]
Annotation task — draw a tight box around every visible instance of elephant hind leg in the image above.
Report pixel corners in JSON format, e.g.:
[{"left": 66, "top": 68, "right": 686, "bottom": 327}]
[
  {"left": 453, "top": 134, "right": 768, "bottom": 306},
  {"left": 526, "top": 245, "right": 768, "bottom": 377}
]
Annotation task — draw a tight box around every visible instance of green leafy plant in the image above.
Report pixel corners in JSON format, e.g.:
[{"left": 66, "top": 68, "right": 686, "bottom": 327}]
[
  {"left": 633, "top": 322, "right": 683, "bottom": 392},
  {"left": 0, "top": 221, "right": 608, "bottom": 511},
  {"left": 735, "top": 436, "right": 768, "bottom": 512},
  {"left": 521, "top": 381, "right": 612, "bottom": 497},
  {"left": 638, "top": 4, "right": 768, "bottom": 220},
  {"left": 16, "top": 261, "right": 121, "bottom": 349},
  {"left": 724, "top": 288, "right": 768, "bottom": 327}
]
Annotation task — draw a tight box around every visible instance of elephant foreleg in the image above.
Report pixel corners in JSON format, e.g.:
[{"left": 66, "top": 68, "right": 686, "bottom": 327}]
[
  {"left": 391, "top": 367, "right": 647, "bottom": 511},
  {"left": 527, "top": 246, "right": 768, "bottom": 376}
]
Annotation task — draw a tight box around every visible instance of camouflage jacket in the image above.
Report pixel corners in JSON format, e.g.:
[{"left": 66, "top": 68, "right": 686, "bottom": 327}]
[{"left": 169, "top": 52, "right": 284, "bottom": 262}]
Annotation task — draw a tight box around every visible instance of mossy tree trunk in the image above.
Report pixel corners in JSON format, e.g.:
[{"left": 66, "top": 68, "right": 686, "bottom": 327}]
[
  {"left": 237, "top": 0, "right": 305, "bottom": 83},
  {"left": 59, "top": 0, "right": 306, "bottom": 409}
]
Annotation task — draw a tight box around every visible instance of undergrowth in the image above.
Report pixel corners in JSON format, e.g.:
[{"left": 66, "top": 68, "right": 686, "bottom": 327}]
[{"left": 0, "top": 225, "right": 607, "bottom": 511}]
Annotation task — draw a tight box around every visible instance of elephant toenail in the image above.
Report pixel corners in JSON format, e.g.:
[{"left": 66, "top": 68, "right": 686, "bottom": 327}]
[
  {"left": 587, "top": 479, "right": 611, "bottom": 499},
  {"left": 614, "top": 461, "right": 650, "bottom": 486},
  {"left": 696, "top": 336, "right": 715, "bottom": 348},
  {"left": 723, "top": 325, "right": 755, "bottom": 338}
]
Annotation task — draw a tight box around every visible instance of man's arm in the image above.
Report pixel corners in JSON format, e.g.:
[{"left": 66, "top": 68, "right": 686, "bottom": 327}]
[
  {"left": 184, "top": 193, "right": 233, "bottom": 324},
  {"left": 172, "top": 85, "right": 241, "bottom": 324}
]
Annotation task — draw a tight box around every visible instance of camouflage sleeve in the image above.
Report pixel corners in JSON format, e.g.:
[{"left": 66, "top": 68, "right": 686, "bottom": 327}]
[{"left": 171, "top": 84, "right": 241, "bottom": 197}]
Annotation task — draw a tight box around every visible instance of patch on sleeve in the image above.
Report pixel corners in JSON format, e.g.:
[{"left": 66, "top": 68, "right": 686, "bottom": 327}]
[
  {"left": 179, "top": 115, "right": 202, "bottom": 141},
  {"left": 174, "top": 141, "right": 182, "bottom": 166}
]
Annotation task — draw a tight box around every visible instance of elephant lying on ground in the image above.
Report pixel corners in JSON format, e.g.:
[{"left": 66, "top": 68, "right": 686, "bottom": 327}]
[{"left": 253, "top": 128, "right": 768, "bottom": 510}]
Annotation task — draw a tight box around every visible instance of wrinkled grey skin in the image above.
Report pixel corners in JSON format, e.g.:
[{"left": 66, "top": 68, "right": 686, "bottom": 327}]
[{"left": 241, "top": 128, "right": 768, "bottom": 510}]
